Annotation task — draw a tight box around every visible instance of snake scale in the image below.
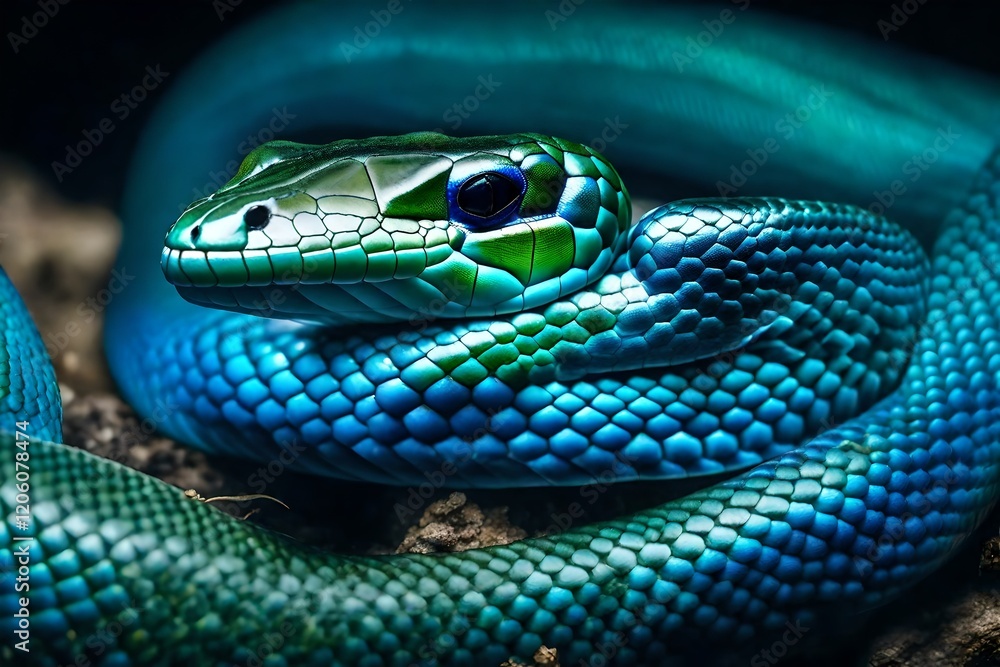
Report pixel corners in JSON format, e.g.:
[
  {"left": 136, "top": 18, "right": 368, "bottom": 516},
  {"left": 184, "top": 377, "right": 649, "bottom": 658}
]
[{"left": 4, "top": 2, "right": 1000, "bottom": 665}]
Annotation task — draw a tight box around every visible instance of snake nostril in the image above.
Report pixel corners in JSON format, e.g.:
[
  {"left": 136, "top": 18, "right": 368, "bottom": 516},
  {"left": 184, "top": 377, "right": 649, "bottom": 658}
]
[{"left": 191, "top": 225, "right": 201, "bottom": 242}]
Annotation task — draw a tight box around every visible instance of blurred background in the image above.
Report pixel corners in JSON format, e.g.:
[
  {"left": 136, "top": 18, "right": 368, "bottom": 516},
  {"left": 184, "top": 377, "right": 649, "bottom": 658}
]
[{"left": 3, "top": 0, "right": 1000, "bottom": 208}]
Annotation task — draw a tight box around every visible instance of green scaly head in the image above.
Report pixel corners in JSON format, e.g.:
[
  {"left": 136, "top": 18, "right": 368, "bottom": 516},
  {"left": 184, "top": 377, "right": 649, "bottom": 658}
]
[{"left": 161, "top": 132, "right": 631, "bottom": 323}]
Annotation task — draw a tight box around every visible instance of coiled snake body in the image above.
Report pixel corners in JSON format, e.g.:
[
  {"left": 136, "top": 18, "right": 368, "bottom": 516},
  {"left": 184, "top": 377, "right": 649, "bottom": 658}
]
[{"left": 4, "top": 3, "right": 1000, "bottom": 665}]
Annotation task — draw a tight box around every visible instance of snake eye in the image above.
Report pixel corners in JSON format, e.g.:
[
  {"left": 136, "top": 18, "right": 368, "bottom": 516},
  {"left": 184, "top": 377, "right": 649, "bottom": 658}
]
[
  {"left": 244, "top": 205, "right": 271, "bottom": 230},
  {"left": 457, "top": 172, "right": 521, "bottom": 220}
]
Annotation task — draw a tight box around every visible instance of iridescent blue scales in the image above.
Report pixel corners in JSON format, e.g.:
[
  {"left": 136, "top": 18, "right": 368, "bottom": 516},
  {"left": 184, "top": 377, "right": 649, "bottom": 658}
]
[
  {"left": 0, "top": 268, "right": 61, "bottom": 443},
  {"left": 138, "top": 172, "right": 929, "bottom": 486},
  {"left": 4, "top": 148, "right": 1000, "bottom": 665}
]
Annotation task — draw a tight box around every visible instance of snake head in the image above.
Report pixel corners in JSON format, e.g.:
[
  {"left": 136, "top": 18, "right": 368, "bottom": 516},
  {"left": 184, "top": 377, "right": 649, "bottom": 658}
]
[{"left": 161, "top": 132, "right": 630, "bottom": 323}]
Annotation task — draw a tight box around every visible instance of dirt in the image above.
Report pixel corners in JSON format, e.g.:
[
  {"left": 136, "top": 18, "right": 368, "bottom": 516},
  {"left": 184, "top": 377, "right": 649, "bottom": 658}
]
[
  {"left": 501, "top": 646, "right": 560, "bottom": 667},
  {"left": 396, "top": 492, "right": 526, "bottom": 554},
  {"left": 4, "top": 159, "right": 1000, "bottom": 666},
  {"left": 867, "top": 574, "right": 1000, "bottom": 667}
]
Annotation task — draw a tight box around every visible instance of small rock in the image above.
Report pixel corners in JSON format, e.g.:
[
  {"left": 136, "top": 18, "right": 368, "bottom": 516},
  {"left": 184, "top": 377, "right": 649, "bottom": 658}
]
[
  {"left": 533, "top": 646, "right": 559, "bottom": 666},
  {"left": 500, "top": 646, "right": 560, "bottom": 667},
  {"left": 981, "top": 536, "right": 1000, "bottom": 573},
  {"left": 396, "top": 492, "right": 527, "bottom": 554}
]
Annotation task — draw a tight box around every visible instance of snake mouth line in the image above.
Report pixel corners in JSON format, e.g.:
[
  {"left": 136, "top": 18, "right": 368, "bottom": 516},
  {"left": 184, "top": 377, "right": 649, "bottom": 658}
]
[
  {"left": 160, "top": 239, "right": 457, "bottom": 289},
  {"left": 161, "top": 243, "right": 608, "bottom": 324}
]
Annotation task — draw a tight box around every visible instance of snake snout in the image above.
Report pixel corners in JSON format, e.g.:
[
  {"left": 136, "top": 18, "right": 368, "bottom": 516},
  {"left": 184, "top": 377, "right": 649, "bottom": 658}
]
[
  {"left": 161, "top": 196, "right": 266, "bottom": 288},
  {"left": 165, "top": 199, "right": 252, "bottom": 253}
]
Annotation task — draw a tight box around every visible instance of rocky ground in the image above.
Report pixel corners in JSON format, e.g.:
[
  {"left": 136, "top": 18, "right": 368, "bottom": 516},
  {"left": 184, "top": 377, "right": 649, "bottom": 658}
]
[{"left": 3, "top": 158, "right": 1000, "bottom": 666}]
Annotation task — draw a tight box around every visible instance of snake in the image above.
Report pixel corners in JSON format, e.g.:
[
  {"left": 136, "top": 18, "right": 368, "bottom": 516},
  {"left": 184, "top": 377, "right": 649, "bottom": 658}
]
[{"left": 4, "top": 2, "right": 1000, "bottom": 665}]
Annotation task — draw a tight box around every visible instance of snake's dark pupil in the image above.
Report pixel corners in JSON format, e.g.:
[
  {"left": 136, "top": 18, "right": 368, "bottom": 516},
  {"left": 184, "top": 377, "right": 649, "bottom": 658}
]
[
  {"left": 244, "top": 205, "right": 271, "bottom": 230},
  {"left": 457, "top": 172, "right": 520, "bottom": 219}
]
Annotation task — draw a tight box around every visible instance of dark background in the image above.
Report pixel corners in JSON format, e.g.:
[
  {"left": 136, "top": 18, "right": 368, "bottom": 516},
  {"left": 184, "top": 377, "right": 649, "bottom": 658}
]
[{"left": 2, "top": 0, "right": 1000, "bottom": 210}]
